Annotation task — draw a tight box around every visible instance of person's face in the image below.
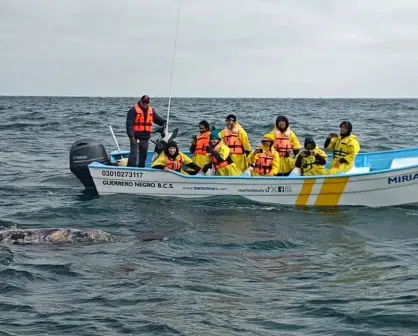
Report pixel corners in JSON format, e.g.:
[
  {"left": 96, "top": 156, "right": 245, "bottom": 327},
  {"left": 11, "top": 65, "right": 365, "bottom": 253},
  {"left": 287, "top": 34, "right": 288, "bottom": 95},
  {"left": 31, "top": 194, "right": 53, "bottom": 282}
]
[
  {"left": 199, "top": 124, "right": 208, "bottom": 133},
  {"left": 226, "top": 120, "right": 234, "bottom": 129},
  {"left": 168, "top": 147, "right": 177, "bottom": 155},
  {"left": 340, "top": 124, "right": 348, "bottom": 135},
  {"left": 305, "top": 143, "right": 315, "bottom": 151},
  {"left": 140, "top": 100, "right": 149, "bottom": 109},
  {"left": 278, "top": 120, "right": 286, "bottom": 129},
  {"left": 210, "top": 138, "right": 218, "bottom": 146},
  {"left": 261, "top": 140, "right": 273, "bottom": 147}
]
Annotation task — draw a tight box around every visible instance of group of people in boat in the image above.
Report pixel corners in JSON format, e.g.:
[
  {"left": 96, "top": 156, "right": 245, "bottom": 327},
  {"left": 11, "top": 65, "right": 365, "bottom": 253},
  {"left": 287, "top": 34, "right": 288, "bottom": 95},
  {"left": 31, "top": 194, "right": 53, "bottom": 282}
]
[{"left": 126, "top": 95, "right": 361, "bottom": 177}]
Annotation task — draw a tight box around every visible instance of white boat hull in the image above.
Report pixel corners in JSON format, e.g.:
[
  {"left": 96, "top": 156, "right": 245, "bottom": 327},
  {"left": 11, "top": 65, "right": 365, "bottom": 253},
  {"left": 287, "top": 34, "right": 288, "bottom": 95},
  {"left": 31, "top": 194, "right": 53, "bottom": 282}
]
[{"left": 88, "top": 162, "right": 418, "bottom": 207}]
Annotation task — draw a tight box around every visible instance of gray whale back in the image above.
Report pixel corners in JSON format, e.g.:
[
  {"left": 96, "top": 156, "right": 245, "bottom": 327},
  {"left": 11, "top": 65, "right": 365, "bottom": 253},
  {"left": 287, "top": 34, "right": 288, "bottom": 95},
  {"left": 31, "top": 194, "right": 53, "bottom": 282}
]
[{"left": 0, "top": 228, "right": 120, "bottom": 245}]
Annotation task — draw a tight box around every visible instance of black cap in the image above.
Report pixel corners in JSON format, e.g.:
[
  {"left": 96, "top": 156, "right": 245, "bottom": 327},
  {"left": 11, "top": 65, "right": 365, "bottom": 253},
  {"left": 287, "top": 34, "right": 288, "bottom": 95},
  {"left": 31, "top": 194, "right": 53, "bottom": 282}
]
[{"left": 225, "top": 114, "right": 236, "bottom": 122}]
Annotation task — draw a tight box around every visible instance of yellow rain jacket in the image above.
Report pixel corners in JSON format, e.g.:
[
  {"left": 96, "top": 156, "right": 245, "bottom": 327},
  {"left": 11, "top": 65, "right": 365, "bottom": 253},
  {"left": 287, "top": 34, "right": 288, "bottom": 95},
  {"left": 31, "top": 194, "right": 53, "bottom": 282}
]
[
  {"left": 326, "top": 134, "right": 360, "bottom": 175},
  {"left": 295, "top": 146, "right": 328, "bottom": 176},
  {"left": 219, "top": 123, "right": 251, "bottom": 172},
  {"left": 268, "top": 127, "right": 301, "bottom": 175},
  {"left": 247, "top": 147, "right": 280, "bottom": 176},
  {"left": 207, "top": 140, "right": 242, "bottom": 176},
  {"left": 247, "top": 134, "right": 280, "bottom": 176},
  {"left": 151, "top": 152, "right": 198, "bottom": 175},
  {"left": 190, "top": 130, "right": 212, "bottom": 168}
]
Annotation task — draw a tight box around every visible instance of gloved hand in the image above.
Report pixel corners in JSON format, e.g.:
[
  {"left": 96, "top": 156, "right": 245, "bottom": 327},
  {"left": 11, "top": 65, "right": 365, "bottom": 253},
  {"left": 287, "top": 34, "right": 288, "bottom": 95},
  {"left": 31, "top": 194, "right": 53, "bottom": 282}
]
[
  {"left": 206, "top": 146, "right": 213, "bottom": 154},
  {"left": 255, "top": 148, "right": 263, "bottom": 154},
  {"left": 301, "top": 150, "right": 311, "bottom": 157},
  {"left": 191, "top": 135, "right": 197, "bottom": 145},
  {"left": 328, "top": 133, "right": 338, "bottom": 139},
  {"left": 285, "top": 151, "right": 291, "bottom": 157},
  {"left": 155, "top": 143, "right": 164, "bottom": 153}
]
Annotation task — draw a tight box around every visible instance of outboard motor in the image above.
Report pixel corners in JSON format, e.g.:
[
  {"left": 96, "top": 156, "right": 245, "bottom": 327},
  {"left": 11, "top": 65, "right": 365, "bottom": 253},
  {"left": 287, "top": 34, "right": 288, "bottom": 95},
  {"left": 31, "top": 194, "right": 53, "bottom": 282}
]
[{"left": 69, "top": 138, "right": 109, "bottom": 192}]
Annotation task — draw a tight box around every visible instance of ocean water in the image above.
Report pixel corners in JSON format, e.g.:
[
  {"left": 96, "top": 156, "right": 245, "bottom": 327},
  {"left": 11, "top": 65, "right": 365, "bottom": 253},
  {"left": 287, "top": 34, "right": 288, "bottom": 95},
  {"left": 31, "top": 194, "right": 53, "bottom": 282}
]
[{"left": 0, "top": 96, "right": 418, "bottom": 336}]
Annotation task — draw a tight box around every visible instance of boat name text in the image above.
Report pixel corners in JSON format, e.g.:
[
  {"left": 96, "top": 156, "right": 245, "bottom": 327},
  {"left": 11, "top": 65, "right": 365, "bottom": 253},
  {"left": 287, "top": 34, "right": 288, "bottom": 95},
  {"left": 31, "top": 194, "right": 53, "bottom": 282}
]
[
  {"left": 101, "top": 170, "right": 143, "bottom": 178},
  {"left": 388, "top": 173, "right": 418, "bottom": 185},
  {"left": 102, "top": 180, "right": 173, "bottom": 189}
]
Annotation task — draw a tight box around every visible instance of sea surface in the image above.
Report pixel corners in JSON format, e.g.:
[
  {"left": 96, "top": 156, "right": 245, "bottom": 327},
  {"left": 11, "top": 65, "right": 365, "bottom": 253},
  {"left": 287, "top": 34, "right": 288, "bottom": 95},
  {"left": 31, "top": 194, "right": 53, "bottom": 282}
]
[{"left": 0, "top": 96, "right": 418, "bottom": 336}]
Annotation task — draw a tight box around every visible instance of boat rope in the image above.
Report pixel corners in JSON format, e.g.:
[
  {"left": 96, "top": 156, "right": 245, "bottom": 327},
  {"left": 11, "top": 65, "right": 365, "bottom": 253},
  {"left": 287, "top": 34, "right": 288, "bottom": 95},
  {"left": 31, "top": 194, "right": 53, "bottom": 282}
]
[{"left": 165, "top": 0, "right": 181, "bottom": 135}]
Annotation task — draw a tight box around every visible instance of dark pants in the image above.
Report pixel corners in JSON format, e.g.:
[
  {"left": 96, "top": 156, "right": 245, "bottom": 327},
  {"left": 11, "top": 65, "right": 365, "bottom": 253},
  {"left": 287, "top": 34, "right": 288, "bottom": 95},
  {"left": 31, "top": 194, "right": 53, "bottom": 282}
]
[{"left": 127, "top": 139, "right": 149, "bottom": 167}]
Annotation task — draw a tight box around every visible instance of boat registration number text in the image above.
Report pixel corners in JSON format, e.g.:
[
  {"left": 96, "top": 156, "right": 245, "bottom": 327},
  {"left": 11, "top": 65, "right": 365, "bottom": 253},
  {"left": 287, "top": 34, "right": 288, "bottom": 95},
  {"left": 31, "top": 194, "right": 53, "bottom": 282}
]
[{"left": 101, "top": 170, "right": 143, "bottom": 178}]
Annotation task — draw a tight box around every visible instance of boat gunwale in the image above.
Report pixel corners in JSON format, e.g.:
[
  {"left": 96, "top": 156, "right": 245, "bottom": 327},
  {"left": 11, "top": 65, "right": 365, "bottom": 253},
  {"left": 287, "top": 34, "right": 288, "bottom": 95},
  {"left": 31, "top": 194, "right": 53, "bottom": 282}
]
[{"left": 88, "top": 161, "right": 418, "bottom": 181}]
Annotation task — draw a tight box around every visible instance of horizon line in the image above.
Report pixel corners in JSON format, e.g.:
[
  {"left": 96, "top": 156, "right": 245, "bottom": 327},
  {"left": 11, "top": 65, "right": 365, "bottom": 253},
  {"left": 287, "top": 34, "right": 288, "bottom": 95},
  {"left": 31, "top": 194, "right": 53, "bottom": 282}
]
[{"left": 1, "top": 94, "right": 418, "bottom": 99}]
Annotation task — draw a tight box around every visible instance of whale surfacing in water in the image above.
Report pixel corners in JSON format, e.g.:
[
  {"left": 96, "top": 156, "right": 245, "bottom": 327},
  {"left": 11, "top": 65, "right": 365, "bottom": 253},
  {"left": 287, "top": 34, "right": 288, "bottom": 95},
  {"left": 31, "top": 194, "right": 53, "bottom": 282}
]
[{"left": 0, "top": 228, "right": 120, "bottom": 245}]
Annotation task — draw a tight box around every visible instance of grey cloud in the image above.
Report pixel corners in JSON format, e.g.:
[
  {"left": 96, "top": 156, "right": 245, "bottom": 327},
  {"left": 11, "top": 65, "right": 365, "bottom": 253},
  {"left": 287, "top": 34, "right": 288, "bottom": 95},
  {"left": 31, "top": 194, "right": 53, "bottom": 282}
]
[{"left": 1, "top": 0, "right": 418, "bottom": 97}]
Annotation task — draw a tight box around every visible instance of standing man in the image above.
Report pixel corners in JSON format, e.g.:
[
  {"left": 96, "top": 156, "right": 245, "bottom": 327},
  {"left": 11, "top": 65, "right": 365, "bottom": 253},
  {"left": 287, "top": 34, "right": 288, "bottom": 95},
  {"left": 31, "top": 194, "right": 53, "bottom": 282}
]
[{"left": 126, "top": 95, "right": 166, "bottom": 167}]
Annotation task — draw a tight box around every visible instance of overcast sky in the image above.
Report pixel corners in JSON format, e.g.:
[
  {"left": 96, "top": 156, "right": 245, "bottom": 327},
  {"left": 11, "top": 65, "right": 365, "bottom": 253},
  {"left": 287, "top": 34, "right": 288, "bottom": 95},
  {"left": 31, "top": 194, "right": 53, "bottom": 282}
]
[{"left": 1, "top": 0, "right": 418, "bottom": 98}]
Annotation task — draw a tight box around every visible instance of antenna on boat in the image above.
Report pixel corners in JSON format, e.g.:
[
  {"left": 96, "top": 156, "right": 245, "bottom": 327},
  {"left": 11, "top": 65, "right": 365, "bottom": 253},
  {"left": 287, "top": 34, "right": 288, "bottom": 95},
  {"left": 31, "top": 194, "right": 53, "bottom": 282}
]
[
  {"left": 165, "top": 0, "right": 181, "bottom": 135},
  {"left": 108, "top": 125, "right": 121, "bottom": 152}
]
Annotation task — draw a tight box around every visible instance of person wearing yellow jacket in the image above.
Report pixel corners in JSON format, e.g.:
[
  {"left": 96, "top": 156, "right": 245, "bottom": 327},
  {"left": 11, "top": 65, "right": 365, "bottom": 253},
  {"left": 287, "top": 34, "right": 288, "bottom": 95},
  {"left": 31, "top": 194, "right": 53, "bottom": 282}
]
[
  {"left": 152, "top": 141, "right": 201, "bottom": 175},
  {"left": 246, "top": 134, "right": 280, "bottom": 176},
  {"left": 294, "top": 137, "right": 328, "bottom": 176},
  {"left": 219, "top": 114, "right": 251, "bottom": 173},
  {"left": 268, "top": 115, "right": 302, "bottom": 176},
  {"left": 324, "top": 121, "right": 360, "bottom": 175},
  {"left": 203, "top": 129, "right": 242, "bottom": 176},
  {"left": 189, "top": 120, "right": 212, "bottom": 169}
]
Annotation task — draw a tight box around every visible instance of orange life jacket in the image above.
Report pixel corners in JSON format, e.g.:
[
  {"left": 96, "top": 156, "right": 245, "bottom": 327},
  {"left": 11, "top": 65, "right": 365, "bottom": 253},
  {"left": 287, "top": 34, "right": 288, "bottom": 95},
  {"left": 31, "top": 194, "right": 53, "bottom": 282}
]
[
  {"left": 133, "top": 104, "right": 153, "bottom": 133},
  {"left": 210, "top": 143, "right": 233, "bottom": 170},
  {"left": 165, "top": 154, "right": 182, "bottom": 172},
  {"left": 254, "top": 149, "right": 275, "bottom": 175},
  {"left": 194, "top": 131, "right": 211, "bottom": 156},
  {"left": 274, "top": 128, "right": 292, "bottom": 157},
  {"left": 223, "top": 125, "right": 244, "bottom": 155}
]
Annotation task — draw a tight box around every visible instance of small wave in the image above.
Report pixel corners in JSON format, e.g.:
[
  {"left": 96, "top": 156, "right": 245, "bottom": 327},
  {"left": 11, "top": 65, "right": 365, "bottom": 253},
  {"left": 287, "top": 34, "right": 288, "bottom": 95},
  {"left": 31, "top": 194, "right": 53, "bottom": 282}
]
[
  {"left": 0, "top": 302, "right": 34, "bottom": 313},
  {"left": 168, "top": 283, "right": 243, "bottom": 297},
  {"left": 18, "top": 262, "right": 81, "bottom": 277},
  {"left": 245, "top": 317, "right": 306, "bottom": 332},
  {"left": 0, "top": 268, "right": 37, "bottom": 281},
  {"left": 0, "top": 246, "right": 14, "bottom": 265},
  {"left": 0, "top": 282, "right": 29, "bottom": 294},
  {"left": 167, "top": 236, "right": 297, "bottom": 250},
  {"left": 150, "top": 254, "right": 216, "bottom": 266}
]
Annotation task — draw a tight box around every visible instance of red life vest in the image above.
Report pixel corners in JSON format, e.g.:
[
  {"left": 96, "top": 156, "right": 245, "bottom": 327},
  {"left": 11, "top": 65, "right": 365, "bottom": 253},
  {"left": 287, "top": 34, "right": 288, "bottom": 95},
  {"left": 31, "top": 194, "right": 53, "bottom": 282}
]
[
  {"left": 210, "top": 143, "right": 232, "bottom": 170},
  {"left": 223, "top": 125, "right": 244, "bottom": 154},
  {"left": 274, "top": 128, "right": 292, "bottom": 157},
  {"left": 194, "top": 131, "right": 211, "bottom": 156},
  {"left": 254, "top": 149, "right": 275, "bottom": 175},
  {"left": 133, "top": 104, "right": 153, "bottom": 133},
  {"left": 165, "top": 154, "right": 182, "bottom": 172}
]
